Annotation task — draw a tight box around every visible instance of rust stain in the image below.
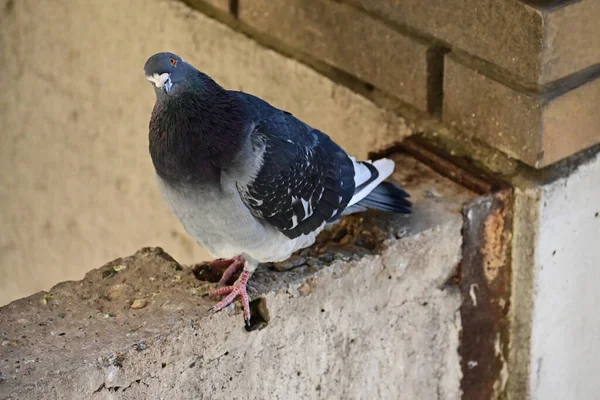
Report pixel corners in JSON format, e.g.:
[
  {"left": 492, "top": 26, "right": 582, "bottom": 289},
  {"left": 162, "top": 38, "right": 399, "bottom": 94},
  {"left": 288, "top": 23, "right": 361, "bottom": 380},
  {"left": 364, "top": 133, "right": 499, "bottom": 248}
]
[
  {"left": 481, "top": 193, "right": 512, "bottom": 284},
  {"left": 460, "top": 190, "right": 513, "bottom": 400}
]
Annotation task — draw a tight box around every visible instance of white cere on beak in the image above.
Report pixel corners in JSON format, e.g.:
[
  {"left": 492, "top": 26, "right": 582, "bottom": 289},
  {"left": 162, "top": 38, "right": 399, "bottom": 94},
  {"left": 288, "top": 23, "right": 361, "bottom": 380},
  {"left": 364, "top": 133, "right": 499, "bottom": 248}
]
[{"left": 146, "top": 72, "right": 172, "bottom": 93}]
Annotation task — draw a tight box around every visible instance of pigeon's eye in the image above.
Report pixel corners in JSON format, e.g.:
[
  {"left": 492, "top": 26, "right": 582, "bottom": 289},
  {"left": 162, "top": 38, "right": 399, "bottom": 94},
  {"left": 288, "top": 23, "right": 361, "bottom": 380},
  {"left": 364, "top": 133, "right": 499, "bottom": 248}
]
[{"left": 170, "top": 57, "right": 177, "bottom": 67}]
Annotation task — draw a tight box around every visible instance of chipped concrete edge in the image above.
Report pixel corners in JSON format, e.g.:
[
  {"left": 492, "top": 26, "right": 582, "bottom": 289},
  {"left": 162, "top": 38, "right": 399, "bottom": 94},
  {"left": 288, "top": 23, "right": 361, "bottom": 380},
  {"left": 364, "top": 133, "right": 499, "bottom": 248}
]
[{"left": 504, "top": 187, "right": 542, "bottom": 400}]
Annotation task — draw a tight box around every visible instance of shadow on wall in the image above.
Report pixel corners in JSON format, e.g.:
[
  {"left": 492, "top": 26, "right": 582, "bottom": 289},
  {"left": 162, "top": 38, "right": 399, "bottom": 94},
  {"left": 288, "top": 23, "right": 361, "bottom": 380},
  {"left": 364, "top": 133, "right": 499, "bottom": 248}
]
[{"left": 0, "top": 0, "right": 408, "bottom": 306}]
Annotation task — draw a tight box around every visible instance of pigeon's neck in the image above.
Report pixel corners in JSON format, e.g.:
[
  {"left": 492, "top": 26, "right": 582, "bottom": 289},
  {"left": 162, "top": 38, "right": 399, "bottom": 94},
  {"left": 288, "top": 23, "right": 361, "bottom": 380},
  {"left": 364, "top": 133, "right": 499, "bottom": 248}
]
[{"left": 149, "top": 88, "right": 248, "bottom": 185}]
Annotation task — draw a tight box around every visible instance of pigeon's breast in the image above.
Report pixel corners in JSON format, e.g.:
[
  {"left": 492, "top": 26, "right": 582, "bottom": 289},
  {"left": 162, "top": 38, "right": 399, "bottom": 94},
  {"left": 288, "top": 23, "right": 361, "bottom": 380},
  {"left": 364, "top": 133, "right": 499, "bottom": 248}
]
[{"left": 155, "top": 175, "right": 317, "bottom": 262}]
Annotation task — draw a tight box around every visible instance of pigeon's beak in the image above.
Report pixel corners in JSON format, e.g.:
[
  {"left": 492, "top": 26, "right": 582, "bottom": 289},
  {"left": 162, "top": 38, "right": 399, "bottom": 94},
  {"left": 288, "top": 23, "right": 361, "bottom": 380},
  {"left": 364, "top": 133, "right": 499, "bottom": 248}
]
[{"left": 146, "top": 72, "right": 173, "bottom": 93}]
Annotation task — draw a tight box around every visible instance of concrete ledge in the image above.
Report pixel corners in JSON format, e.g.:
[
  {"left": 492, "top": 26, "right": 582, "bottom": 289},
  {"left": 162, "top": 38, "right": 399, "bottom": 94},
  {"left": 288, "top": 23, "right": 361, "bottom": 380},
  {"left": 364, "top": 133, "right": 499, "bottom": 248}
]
[{"left": 0, "top": 155, "right": 476, "bottom": 399}]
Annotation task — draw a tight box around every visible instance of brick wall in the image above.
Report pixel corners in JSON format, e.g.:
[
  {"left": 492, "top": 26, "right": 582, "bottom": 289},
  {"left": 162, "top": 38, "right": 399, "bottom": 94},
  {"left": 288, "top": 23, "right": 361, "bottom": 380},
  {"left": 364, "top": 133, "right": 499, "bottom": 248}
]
[{"left": 183, "top": 0, "right": 600, "bottom": 168}]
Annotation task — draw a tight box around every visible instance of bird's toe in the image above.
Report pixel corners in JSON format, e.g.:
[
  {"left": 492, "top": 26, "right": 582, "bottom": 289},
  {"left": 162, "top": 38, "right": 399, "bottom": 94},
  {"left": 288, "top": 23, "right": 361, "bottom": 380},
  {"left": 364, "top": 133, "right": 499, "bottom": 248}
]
[{"left": 208, "top": 270, "right": 251, "bottom": 323}]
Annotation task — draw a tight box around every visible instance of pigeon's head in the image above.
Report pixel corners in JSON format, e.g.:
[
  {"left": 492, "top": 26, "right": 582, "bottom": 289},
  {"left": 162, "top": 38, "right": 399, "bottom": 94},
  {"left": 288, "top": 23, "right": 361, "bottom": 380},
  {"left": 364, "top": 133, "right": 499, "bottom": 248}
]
[{"left": 144, "top": 52, "right": 196, "bottom": 98}]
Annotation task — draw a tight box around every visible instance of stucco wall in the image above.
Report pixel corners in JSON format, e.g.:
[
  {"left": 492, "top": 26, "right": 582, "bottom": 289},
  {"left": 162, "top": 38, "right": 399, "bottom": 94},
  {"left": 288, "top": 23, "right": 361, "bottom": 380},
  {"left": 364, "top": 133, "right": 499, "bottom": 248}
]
[
  {"left": 0, "top": 0, "right": 409, "bottom": 306},
  {"left": 529, "top": 153, "right": 600, "bottom": 399}
]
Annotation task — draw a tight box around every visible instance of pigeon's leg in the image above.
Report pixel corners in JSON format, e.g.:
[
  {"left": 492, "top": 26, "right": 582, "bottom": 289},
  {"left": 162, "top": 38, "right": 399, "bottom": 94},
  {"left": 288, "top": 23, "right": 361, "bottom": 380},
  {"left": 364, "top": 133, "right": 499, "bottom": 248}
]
[
  {"left": 208, "top": 255, "right": 245, "bottom": 285},
  {"left": 209, "top": 257, "right": 258, "bottom": 324}
]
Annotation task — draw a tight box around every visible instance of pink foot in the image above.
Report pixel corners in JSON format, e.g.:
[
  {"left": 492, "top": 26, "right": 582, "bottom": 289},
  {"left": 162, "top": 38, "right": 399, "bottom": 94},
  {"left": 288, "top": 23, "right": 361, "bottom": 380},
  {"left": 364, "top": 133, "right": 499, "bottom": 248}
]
[
  {"left": 209, "top": 270, "right": 252, "bottom": 323},
  {"left": 208, "top": 256, "right": 245, "bottom": 285}
]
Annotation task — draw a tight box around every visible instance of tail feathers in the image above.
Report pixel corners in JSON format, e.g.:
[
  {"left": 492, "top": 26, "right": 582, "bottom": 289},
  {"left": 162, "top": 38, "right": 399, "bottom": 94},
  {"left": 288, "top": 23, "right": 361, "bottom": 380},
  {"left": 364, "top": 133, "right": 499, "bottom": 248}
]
[
  {"left": 340, "top": 203, "right": 368, "bottom": 216},
  {"left": 356, "top": 181, "right": 412, "bottom": 214},
  {"left": 347, "top": 158, "right": 395, "bottom": 207}
]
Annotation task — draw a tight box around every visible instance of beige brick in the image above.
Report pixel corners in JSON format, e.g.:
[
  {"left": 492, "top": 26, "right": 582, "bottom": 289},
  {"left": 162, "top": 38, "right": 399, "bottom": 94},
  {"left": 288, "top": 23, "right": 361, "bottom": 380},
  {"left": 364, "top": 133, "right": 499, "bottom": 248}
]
[
  {"left": 542, "top": 0, "right": 600, "bottom": 83},
  {"left": 238, "top": 0, "right": 432, "bottom": 111},
  {"left": 443, "top": 55, "right": 600, "bottom": 167},
  {"left": 346, "top": 0, "right": 600, "bottom": 85},
  {"left": 541, "top": 79, "right": 600, "bottom": 165}
]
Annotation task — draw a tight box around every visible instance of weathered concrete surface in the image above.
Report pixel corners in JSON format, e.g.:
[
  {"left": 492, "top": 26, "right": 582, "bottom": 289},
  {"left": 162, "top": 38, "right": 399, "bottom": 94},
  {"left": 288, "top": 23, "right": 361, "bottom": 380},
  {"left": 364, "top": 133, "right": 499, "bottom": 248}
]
[
  {"left": 0, "top": 155, "right": 475, "bottom": 400},
  {"left": 506, "top": 187, "right": 540, "bottom": 400},
  {"left": 0, "top": 0, "right": 412, "bottom": 306},
  {"left": 528, "top": 152, "right": 600, "bottom": 400}
]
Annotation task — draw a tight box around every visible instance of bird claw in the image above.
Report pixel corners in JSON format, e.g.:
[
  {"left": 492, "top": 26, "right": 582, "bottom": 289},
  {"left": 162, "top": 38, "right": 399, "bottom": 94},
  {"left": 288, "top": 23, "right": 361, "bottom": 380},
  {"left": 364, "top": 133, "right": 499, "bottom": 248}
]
[
  {"left": 208, "top": 256, "right": 245, "bottom": 285},
  {"left": 209, "top": 270, "right": 251, "bottom": 323}
]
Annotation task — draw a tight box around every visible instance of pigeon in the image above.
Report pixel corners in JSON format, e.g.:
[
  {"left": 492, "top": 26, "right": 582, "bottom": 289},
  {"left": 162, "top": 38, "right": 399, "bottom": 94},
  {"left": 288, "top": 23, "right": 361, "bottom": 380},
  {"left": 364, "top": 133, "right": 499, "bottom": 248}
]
[{"left": 144, "top": 52, "right": 411, "bottom": 324}]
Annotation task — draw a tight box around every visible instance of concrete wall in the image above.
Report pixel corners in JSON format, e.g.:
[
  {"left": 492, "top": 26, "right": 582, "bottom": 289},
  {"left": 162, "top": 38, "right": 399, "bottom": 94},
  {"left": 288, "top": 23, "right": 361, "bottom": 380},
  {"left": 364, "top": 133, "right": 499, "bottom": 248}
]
[
  {"left": 0, "top": 0, "right": 409, "bottom": 306},
  {"left": 529, "top": 153, "right": 600, "bottom": 399}
]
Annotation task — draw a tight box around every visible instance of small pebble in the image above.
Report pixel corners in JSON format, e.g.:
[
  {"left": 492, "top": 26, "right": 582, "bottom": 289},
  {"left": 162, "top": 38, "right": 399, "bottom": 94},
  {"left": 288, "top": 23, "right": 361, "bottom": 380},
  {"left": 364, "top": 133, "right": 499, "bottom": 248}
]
[
  {"left": 40, "top": 294, "right": 53, "bottom": 305},
  {"left": 355, "top": 236, "right": 366, "bottom": 246},
  {"left": 271, "top": 255, "right": 307, "bottom": 271},
  {"left": 133, "top": 341, "right": 148, "bottom": 351},
  {"left": 130, "top": 299, "right": 147, "bottom": 310},
  {"left": 332, "top": 248, "right": 352, "bottom": 261},
  {"left": 298, "top": 282, "right": 312, "bottom": 297},
  {"left": 318, "top": 254, "right": 334, "bottom": 263},
  {"left": 16, "top": 318, "right": 29, "bottom": 324}
]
